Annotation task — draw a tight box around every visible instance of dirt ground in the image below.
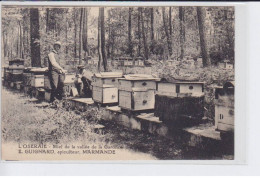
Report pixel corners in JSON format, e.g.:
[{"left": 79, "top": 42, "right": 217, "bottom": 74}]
[{"left": 1, "top": 87, "right": 232, "bottom": 160}]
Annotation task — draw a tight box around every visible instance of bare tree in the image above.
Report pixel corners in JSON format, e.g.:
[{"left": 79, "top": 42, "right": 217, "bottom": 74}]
[
  {"left": 196, "top": 7, "right": 211, "bottom": 67},
  {"left": 179, "top": 6, "right": 185, "bottom": 60},
  {"left": 137, "top": 7, "right": 141, "bottom": 57},
  {"left": 150, "top": 7, "right": 154, "bottom": 54},
  {"left": 128, "top": 7, "right": 133, "bottom": 57},
  {"left": 140, "top": 8, "right": 149, "bottom": 60},
  {"left": 79, "top": 8, "right": 83, "bottom": 64},
  {"left": 162, "top": 7, "right": 172, "bottom": 57},
  {"left": 82, "top": 8, "right": 89, "bottom": 58},
  {"left": 30, "top": 8, "right": 41, "bottom": 67},
  {"left": 98, "top": 7, "right": 107, "bottom": 71}
]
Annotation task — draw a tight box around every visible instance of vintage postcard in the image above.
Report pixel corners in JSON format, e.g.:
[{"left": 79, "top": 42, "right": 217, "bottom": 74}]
[{"left": 1, "top": 3, "right": 236, "bottom": 161}]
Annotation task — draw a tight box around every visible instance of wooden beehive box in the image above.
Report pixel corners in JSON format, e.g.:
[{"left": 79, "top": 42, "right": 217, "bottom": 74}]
[
  {"left": 118, "top": 74, "right": 159, "bottom": 92},
  {"left": 9, "top": 73, "right": 23, "bottom": 82},
  {"left": 9, "top": 58, "right": 24, "bottom": 66},
  {"left": 134, "top": 57, "right": 144, "bottom": 66},
  {"left": 31, "top": 75, "right": 45, "bottom": 87},
  {"left": 23, "top": 68, "right": 33, "bottom": 86},
  {"left": 119, "top": 88, "right": 155, "bottom": 111},
  {"left": 214, "top": 81, "right": 234, "bottom": 133},
  {"left": 63, "top": 74, "right": 76, "bottom": 97},
  {"left": 123, "top": 57, "right": 133, "bottom": 66},
  {"left": 92, "top": 72, "right": 123, "bottom": 88},
  {"left": 92, "top": 72, "right": 123, "bottom": 104},
  {"left": 118, "top": 74, "right": 160, "bottom": 111},
  {"left": 157, "top": 81, "right": 204, "bottom": 97},
  {"left": 29, "top": 68, "right": 48, "bottom": 88},
  {"left": 64, "top": 74, "right": 76, "bottom": 84},
  {"left": 3, "top": 67, "right": 10, "bottom": 81},
  {"left": 92, "top": 85, "right": 118, "bottom": 104}
]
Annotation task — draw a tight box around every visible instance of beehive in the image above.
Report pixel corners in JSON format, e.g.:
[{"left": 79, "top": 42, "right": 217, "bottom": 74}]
[
  {"left": 118, "top": 74, "right": 159, "bottom": 111},
  {"left": 118, "top": 74, "right": 159, "bottom": 92},
  {"left": 31, "top": 75, "right": 45, "bottom": 87},
  {"left": 9, "top": 58, "right": 24, "bottom": 66},
  {"left": 29, "top": 68, "right": 48, "bottom": 88},
  {"left": 214, "top": 81, "right": 234, "bottom": 133},
  {"left": 92, "top": 72, "right": 123, "bottom": 104},
  {"left": 157, "top": 81, "right": 204, "bottom": 97},
  {"left": 23, "top": 68, "right": 33, "bottom": 86},
  {"left": 92, "top": 72, "right": 123, "bottom": 88},
  {"left": 134, "top": 57, "right": 144, "bottom": 66},
  {"left": 119, "top": 88, "right": 155, "bottom": 111},
  {"left": 92, "top": 85, "right": 118, "bottom": 104}
]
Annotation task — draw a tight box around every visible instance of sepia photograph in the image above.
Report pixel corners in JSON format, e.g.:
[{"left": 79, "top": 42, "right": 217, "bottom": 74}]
[{"left": 1, "top": 4, "right": 235, "bottom": 161}]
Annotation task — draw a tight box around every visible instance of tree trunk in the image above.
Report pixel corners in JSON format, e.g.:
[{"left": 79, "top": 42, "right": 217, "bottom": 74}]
[
  {"left": 196, "top": 7, "right": 210, "bottom": 67},
  {"left": 79, "top": 8, "right": 83, "bottom": 65},
  {"left": 128, "top": 7, "right": 133, "bottom": 57},
  {"left": 100, "top": 7, "right": 107, "bottom": 71},
  {"left": 140, "top": 8, "right": 149, "bottom": 60},
  {"left": 169, "top": 7, "right": 172, "bottom": 36},
  {"left": 3, "top": 31, "right": 7, "bottom": 57},
  {"left": 137, "top": 7, "right": 141, "bottom": 57},
  {"left": 46, "top": 8, "right": 49, "bottom": 33},
  {"left": 19, "top": 21, "right": 24, "bottom": 58},
  {"left": 179, "top": 6, "right": 185, "bottom": 60},
  {"left": 162, "top": 7, "right": 172, "bottom": 57},
  {"left": 111, "top": 30, "right": 115, "bottom": 58},
  {"left": 107, "top": 26, "right": 111, "bottom": 59},
  {"left": 30, "top": 8, "right": 41, "bottom": 67},
  {"left": 98, "top": 8, "right": 102, "bottom": 71},
  {"left": 65, "top": 18, "right": 68, "bottom": 55},
  {"left": 74, "top": 10, "right": 78, "bottom": 58},
  {"left": 82, "top": 8, "right": 89, "bottom": 57},
  {"left": 150, "top": 7, "right": 154, "bottom": 54}
]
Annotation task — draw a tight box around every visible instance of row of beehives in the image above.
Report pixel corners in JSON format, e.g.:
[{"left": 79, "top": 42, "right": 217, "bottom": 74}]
[
  {"left": 23, "top": 68, "right": 77, "bottom": 101},
  {"left": 91, "top": 72, "right": 205, "bottom": 112},
  {"left": 112, "top": 57, "right": 145, "bottom": 67},
  {"left": 3, "top": 58, "right": 77, "bottom": 101},
  {"left": 3, "top": 59, "right": 234, "bottom": 134},
  {"left": 91, "top": 72, "right": 234, "bottom": 135}
]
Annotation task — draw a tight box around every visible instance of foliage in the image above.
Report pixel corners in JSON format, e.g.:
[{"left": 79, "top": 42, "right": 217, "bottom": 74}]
[{"left": 2, "top": 6, "right": 234, "bottom": 67}]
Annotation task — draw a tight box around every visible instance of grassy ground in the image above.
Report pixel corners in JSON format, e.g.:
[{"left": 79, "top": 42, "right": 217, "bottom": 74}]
[{"left": 1, "top": 87, "right": 232, "bottom": 160}]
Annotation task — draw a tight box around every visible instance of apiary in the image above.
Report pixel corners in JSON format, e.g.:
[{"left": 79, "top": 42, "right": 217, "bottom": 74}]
[
  {"left": 92, "top": 85, "right": 118, "bottom": 104},
  {"left": 214, "top": 81, "right": 234, "bottom": 133},
  {"left": 92, "top": 72, "right": 123, "bottom": 104},
  {"left": 157, "top": 81, "right": 204, "bottom": 97},
  {"left": 118, "top": 74, "right": 160, "bottom": 111}
]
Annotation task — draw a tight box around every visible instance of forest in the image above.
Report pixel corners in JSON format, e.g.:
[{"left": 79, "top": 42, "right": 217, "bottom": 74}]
[{"left": 2, "top": 6, "right": 235, "bottom": 71}]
